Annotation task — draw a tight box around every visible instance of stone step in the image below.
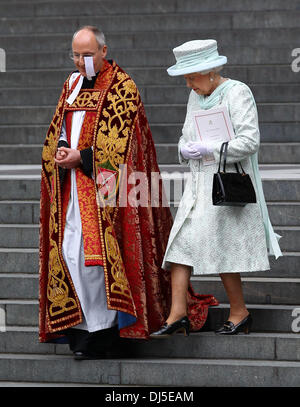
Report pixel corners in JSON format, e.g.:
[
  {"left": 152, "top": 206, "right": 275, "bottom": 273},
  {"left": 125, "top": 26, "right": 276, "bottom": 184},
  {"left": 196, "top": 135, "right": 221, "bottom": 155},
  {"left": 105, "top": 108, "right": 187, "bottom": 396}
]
[
  {"left": 0, "top": 300, "right": 299, "bottom": 333},
  {"left": 191, "top": 277, "right": 300, "bottom": 305},
  {"left": 1, "top": 328, "right": 300, "bottom": 362},
  {"left": 157, "top": 143, "right": 300, "bottom": 164},
  {"left": 152, "top": 123, "right": 300, "bottom": 143},
  {"left": 0, "top": 169, "right": 299, "bottom": 201},
  {"left": 2, "top": 0, "right": 300, "bottom": 18},
  {"left": 162, "top": 166, "right": 300, "bottom": 202},
  {"left": 170, "top": 202, "right": 300, "bottom": 227},
  {"left": 143, "top": 104, "right": 300, "bottom": 124},
  {"left": 0, "top": 353, "right": 121, "bottom": 385},
  {"left": 0, "top": 103, "right": 299, "bottom": 126},
  {"left": 162, "top": 143, "right": 300, "bottom": 164},
  {"left": 1, "top": 84, "right": 300, "bottom": 106},
  {"left": 0, "top": 200, "right": 299, "bottom": 226},
  {"left": 0, "top": 381, "right": 101, "bottom": 387},
  {"left": 1, "top": 142, "right": 299, "bottom": 165},
  {"left": 1, "top": 11, "right": 300, "bottom": 36},
  {"left": 249, "top": 253, "right": 300, "bottom": 278},
  {"left": 0, "top": 125, "right": 49, "bottom": 144},
  {"left": 260, "top": 144, "right": 300, "bottom": 164},
  {"left": 1, "top": 122, "right": 299, "bottom": 144},
  {"left": 5, "top": 46, "right": 296, "bottom": 69},
  {"left": 0, "top": 249, "right": 38, "bottom": 274},
  {"left": 0, "top": 301, "right": 39, "bottom": 327},
  {"left": 0, "top": 225, "right": 39, "bottom": 248},
  {"left": 0, "top": 201, "right": 39, "bottom": 224},
  {"left": 0, "top": 65, "right": 297, "bottom": 90},
  {"left": 0, "top": 224, "right": 298, "bottom": 251},
  {"left": 127, "top": 65, "right": 300, "bottom": 86},
  {"left": 1, "top": 272, "right": 300, "bottom": 304},
  {"left": 0, "top": 145, "right": 43, "bottom": 165},
  {"left": 143, "top": 85, "right": 300, "bottom": 104},
  {"left": 0, "top": 248, "right": 299, "bottom": 278},
  {"left": 62, "top": 332, "right": 300, "bottom": 361},
  {"left": 155, "top": 143, "right": 300, "bottom": 164},
  {"left": 1, "top": 352, "right": 300, "bottom": 386},
  {"left": 1, "top": 28, "right": 299, "bottom": 52},
  {"left": 0, "top": 274, "right": 38, "bottom": 299},
  {"left": 0, "top": 249, "right": 299, "bottom": 278},
  {"left": 0, "top": 178, "right": 41, "bottom": 200}
]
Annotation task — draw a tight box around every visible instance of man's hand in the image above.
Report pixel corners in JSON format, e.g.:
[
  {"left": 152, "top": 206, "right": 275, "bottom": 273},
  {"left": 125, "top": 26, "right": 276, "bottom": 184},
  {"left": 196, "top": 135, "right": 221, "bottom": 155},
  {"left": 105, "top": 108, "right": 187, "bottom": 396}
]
[
  {"left": 55, "top": 149, "right": 67, "bottom": 160},
  {"left": 54, "top": 147, "right": 82, "bottom": 169}
]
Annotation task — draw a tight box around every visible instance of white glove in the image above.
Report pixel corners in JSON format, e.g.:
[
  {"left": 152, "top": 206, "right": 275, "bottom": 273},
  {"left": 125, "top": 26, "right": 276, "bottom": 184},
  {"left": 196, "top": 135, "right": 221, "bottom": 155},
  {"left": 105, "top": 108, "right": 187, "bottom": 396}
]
[
  {"left": 187, "top": 141, "right": 213, "bottom": 155},
  {"left": 180, "top": 141, "right": 212, "bottom": 160},
  {"left": 180, "top": 143, "right": 202, "bottom": 160}
]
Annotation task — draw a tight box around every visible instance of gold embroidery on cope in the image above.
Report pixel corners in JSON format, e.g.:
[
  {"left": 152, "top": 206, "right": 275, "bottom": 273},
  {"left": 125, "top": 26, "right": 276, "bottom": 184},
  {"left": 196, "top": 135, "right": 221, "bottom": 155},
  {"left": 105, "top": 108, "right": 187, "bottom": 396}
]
[
  {"left": 94, "top": 69, "right": 139, "bottom": 313},
  {"left": 42, "top": 96, "right": 65, "bottom": 175},
  {"left": 95, "top": 72, "right": 139, "bottom": 170},
  {"left": 66, "top": 89, "right": 104, "bottom": 111},
  {"left": 105, "top": 226, "right": 132, "bottom": 300},
  {"left": 47, "top": 170, "right": 77, "bottom": 317},
  {"left": 42, "top": 80, "right": 82, "bottom": 327}
]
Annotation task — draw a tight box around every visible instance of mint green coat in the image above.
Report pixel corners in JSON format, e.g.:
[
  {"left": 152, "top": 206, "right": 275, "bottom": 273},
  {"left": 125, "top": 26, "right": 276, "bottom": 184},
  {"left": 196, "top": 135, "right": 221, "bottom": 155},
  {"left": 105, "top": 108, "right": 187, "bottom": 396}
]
[{"left": 162, "top": 79, "right": 282, "bottom": 275}]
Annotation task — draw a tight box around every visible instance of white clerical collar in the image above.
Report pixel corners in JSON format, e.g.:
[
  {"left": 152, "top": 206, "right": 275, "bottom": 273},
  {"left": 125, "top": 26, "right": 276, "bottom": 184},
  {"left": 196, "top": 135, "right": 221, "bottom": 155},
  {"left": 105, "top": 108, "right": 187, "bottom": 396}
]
[{"left": 66, "top": 56, "right": 96, "bottom": 105}]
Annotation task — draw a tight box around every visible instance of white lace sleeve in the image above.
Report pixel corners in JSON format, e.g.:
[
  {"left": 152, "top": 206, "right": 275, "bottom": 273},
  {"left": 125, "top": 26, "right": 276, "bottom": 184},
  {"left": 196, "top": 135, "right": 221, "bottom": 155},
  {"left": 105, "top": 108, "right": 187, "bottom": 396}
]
[
  {"left": 212, "top": 83, "right": 260, "bottom": 164},
  {"left": 178, "top": 91, "right": 195, "bottom": 165}
]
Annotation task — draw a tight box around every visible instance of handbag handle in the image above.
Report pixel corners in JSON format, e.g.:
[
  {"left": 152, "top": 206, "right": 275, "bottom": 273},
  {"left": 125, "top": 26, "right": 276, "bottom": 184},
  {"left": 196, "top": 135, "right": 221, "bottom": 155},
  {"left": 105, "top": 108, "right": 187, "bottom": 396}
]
[{"left": 218, "top": 142, "right": 246, "bottom": 175}]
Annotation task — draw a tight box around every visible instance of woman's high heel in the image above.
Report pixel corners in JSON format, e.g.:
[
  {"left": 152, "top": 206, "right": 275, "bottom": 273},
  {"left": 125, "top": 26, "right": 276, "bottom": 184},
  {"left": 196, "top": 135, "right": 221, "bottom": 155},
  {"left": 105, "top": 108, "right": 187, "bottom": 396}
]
[
  {"left": 215, "top": 313, "right": 252, "bottom": 335},
  {"left": 150, "top": 316, "right": 190, "bottom": 338}
]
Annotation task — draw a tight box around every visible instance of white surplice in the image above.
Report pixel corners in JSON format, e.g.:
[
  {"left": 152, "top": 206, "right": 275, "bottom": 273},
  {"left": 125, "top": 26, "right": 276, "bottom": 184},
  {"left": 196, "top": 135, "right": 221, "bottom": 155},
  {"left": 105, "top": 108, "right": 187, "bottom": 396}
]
[{"left": 60, "top": 73, "right": 117, "bottom": 332}]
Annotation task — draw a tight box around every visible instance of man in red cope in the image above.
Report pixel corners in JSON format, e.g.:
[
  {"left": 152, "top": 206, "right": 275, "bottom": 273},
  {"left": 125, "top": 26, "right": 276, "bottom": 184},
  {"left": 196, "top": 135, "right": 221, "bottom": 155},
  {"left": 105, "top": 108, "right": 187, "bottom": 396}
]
[{"left": 39, "top": 26, "right": 217, "bottom": 360}]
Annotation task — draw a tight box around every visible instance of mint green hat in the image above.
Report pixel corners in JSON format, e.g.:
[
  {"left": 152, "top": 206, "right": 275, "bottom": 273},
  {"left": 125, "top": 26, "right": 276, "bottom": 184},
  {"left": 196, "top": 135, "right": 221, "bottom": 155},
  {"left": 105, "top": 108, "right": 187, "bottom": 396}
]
[{"left": 167, "top": 39, "right": 227, "bottom": 76}]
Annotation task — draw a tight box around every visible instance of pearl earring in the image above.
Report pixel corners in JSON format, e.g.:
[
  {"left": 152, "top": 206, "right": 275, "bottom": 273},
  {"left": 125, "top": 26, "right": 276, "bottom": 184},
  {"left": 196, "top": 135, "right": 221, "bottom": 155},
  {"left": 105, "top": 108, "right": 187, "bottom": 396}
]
[{"left": 210, "top": 76, "right": 214, "bottom": 82}]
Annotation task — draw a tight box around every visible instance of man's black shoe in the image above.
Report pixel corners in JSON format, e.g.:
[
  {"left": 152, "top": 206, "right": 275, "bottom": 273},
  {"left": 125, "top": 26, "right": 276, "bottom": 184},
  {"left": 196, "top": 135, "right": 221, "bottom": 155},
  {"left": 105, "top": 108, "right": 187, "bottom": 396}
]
[{"left": 73, "top": 351, "right": 105, "bottom": 361}]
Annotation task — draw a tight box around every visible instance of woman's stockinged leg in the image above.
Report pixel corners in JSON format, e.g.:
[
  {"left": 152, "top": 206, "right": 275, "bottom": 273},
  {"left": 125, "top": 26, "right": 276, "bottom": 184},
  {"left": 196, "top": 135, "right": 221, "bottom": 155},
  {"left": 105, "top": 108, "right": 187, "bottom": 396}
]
[
  {"left": 166, "top": 262, "right": 191, "bottom": 325},
  {"left": 219, "top": 272, "right": 249, "bottom": 325}
]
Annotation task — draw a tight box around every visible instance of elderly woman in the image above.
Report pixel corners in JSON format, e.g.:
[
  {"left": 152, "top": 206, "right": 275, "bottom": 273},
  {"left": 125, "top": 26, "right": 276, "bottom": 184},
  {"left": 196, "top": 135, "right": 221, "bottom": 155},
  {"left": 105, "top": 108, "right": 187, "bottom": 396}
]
[{"left": 151, "top": 40, "right": 282, "bottom": 337}]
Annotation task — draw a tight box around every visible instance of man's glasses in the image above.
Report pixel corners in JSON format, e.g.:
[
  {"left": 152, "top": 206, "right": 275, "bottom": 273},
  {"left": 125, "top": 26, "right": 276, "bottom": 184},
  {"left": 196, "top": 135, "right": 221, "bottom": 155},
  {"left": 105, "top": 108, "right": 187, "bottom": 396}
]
[{"left": 69, "top": 51, "right": 98, "bottom": 61}]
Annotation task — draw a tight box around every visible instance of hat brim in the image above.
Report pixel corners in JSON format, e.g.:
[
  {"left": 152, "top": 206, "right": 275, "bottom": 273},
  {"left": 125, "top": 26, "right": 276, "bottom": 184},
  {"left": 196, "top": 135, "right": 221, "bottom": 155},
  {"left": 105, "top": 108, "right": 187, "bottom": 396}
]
[{"left": 167, "top": 56, "right": 227, "bottom": 76}]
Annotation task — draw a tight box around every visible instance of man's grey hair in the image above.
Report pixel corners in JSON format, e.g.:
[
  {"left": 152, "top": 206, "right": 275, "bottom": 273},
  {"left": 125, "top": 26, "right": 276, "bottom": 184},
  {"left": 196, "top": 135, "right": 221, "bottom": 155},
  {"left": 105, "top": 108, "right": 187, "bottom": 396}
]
[{"left": 72, "top": 26, "right": 106, "bottom": 48}]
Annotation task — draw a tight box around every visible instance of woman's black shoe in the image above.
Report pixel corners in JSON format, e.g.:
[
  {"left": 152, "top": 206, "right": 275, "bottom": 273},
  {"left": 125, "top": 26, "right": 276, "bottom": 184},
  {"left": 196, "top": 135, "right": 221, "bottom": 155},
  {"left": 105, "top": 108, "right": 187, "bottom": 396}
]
[
  {"left": 150, "top": 316, "right": 190, "bottom": 338},
  {"left": 215, "top": 313, "right": 252, "bottom": 335}
]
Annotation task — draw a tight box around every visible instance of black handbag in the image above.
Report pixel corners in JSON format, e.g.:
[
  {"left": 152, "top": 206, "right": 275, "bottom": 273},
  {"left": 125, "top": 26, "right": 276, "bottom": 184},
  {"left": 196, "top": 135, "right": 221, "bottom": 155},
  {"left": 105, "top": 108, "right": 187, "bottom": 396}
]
[{"left": 212, "top": 141, "right": 256, "bottom": 206}]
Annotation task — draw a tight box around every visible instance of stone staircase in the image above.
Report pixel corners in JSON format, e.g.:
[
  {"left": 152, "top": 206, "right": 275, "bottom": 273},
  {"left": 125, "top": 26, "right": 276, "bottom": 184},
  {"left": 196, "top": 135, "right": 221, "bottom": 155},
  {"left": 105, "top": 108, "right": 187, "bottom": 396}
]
[{"left": 0, "top": 0, "right": 300, "bottom": 387}]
